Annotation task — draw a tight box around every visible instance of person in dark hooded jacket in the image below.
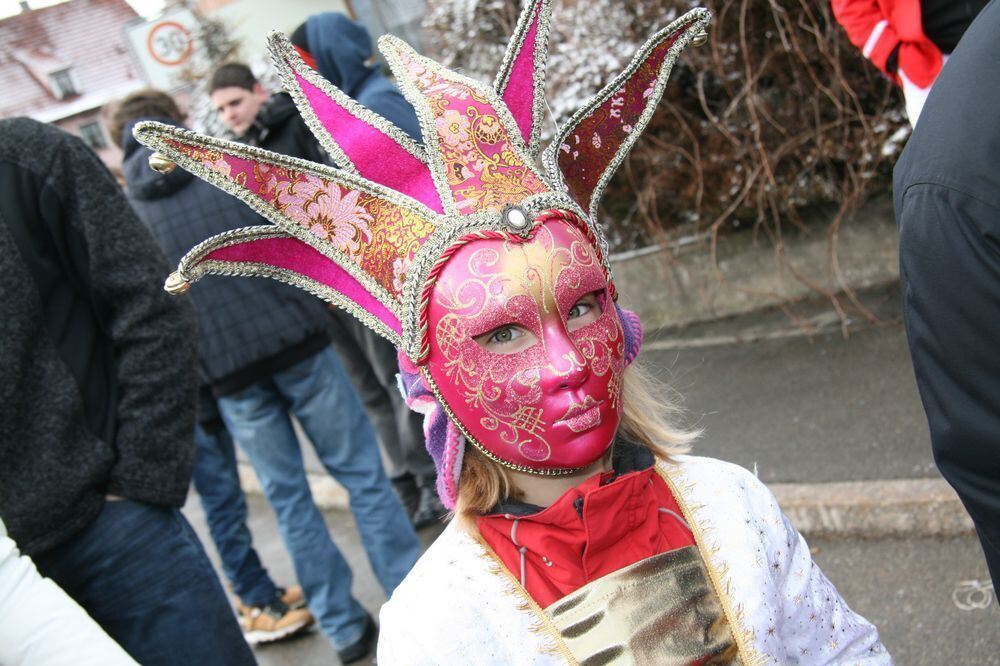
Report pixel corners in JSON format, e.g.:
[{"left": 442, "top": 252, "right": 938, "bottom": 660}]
[
  {"left": 288, "top": 12, "right": 444, "bottom": 527},
  {"left": 113, "top": 90, "right": 419, "bottom": 663},
  {"left": 289, "top": 12, "right": 422, "bottom": 142}
]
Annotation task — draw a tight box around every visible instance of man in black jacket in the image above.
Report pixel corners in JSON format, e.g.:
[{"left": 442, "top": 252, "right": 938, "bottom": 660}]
[
  {"left": 117, "top": 90, "right": 419, "bottom": 663},
  {"left": 895, "top": 0, "right": 1000, "bottom": 587},
  {"left": 210, "top": 62, "right": 326, "bottom": 164},
  {"left": 0, "top": 118, "right": 254, "bottom": 665}
]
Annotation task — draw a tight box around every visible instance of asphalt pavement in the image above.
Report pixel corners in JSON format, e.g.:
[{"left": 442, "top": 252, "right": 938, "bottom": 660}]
[{"left": 642, "top": 283, "right": 935, "bottom": 485}]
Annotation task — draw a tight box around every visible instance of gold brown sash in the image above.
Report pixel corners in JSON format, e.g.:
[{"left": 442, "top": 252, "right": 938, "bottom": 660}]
[{"left": 543, "top": 546, "right": 740, "bottom": 665}]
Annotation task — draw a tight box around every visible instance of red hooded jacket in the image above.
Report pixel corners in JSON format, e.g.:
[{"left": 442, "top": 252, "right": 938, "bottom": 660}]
[{"left": 831, "top": 0, "right": 943, "bottom": 87}]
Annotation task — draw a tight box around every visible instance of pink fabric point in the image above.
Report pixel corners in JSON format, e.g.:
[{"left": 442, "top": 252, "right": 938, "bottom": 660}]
[
  {"left": 399, "top": 51, "right": 548, "bottom": 213},
  {"left": 501, "top": 1, "right": 542, "bottom": 146},
  {"left": 207, "top": 236, "right": 402, "bottom": 335},
  {"left": 295, "top": 73, "right": 444, "bottom": 214},
  {"left": 557, "top": 32, "right": 681, "bottom": 214}
]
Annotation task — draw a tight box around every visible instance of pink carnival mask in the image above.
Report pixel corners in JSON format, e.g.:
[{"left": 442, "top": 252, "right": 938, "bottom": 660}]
[{"left": 423, "top": 218, "right": 625, "bottom": 472}]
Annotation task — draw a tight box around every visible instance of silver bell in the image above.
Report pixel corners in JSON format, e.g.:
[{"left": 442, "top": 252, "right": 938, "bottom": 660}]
[
  {"left": 691, "top": 30, "right": 709, "bottom": 47},
  {"left": 148, "top": 152, "right": 176, "bottom": 174},
  {"left": 164, "top": 271, "right": 191, "bottom": 295}
]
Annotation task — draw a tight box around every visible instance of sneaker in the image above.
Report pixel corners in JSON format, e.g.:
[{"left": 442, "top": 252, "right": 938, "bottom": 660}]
[
  {"left": 236, "top": 584, "right": 307, "bottom": 617},
  {"left": 337, "top": 614, "right": 377, "bottom": 664},
  {"left": 240, "top": 598, "right": 314, "bottom": 646},
  {"left": 277, "top": 585, "right": 306, "bottom": 610}
]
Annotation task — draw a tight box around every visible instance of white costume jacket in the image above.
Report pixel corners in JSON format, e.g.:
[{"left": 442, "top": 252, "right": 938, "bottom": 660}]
[{"left": 379, "top": 456, "right": 890, "bottom": 664}]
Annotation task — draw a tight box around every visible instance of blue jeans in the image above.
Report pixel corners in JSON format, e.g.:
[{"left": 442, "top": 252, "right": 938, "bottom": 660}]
[
  {"left": 217, "top": 347, "right": 419, "bottom": 649},
  {"left": 193, "top": 424, "right": 277, "bottom": 606},
  {"left": 34, "top": 500, "right": 255, "bottom": 666}
]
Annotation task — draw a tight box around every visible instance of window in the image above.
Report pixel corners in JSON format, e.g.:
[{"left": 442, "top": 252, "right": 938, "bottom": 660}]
[
  {"left": 49, "top": 68, "right": 78, "bottom": 99},
  {"left": 78, "top": 121, "right": 108, "bottom": 150}
]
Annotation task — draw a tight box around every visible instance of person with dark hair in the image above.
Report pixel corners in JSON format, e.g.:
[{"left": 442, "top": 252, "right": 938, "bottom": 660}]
[
  {"left": 0, "top": 117, "right": 255, "bottom": 665},
  {"left": 210, "top": 38, "right": 444, "bottom": 529},
  {"left": 895, "top": 0, "right": 1000, "bottom": 587},
  {"left": 287, "top": 11, "right": 445, "bottom": 527},
  {"left": 210, "top": 62, "right": 326, "bottom": 163},
  {"left": 121, "top": 88, "right": 420, "bottom": 663},
  {"left": 110, "top": 90, "right": 314, "bottom": 646}
]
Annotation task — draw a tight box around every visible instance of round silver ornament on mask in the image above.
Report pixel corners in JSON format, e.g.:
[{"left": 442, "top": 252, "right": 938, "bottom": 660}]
[{"left": 502, "top": 205, "right": 532, "bottom": 237}]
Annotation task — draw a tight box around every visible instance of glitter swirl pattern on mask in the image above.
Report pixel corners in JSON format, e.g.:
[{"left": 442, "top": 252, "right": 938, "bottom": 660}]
[{"left": 426, "top": 219, "right": 625, "bottom": 470}]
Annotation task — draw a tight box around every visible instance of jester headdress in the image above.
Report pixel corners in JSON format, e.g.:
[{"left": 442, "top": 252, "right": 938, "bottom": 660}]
[{"left": 136, "top": 2, "right": 711, "bottom": 507}]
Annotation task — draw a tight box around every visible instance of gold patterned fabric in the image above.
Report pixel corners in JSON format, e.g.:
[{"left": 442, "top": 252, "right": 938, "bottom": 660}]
[{"left": 544, "top": 546, "right": 740, "bottom": 665}]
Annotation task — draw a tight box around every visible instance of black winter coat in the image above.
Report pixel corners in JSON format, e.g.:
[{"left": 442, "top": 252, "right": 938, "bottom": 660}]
[
  {"left": 894, "top": 0, "right": 1000, "bottom": 586},
  {"left": 242, "top": 93, "right": 329, "bottom": 165},
  {"left": 0, "top": 118, "right": 198, "bottom": 555}
]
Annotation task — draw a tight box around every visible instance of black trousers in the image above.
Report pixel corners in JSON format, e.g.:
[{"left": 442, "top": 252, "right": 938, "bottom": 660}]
[{"left": 898, "top": 183, "right": 1000, "bottom": 586}]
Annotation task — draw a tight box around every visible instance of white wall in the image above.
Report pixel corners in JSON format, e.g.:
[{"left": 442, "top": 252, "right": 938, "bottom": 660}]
[{"left": 207, "top": 0, "right": 350, "bottom": 62}]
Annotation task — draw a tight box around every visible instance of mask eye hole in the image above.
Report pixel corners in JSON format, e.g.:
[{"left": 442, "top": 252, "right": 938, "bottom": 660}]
[
  {"left": 474, "top": 324, "right": 537, "bottom": 354},
  {"left": 566, "top": 291, "right": 603, "bottom": 332}
]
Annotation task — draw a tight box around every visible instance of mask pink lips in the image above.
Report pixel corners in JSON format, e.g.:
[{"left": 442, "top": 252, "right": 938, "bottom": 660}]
[{"left": 557, "top": 396, "right": 604, "bottom": 433}]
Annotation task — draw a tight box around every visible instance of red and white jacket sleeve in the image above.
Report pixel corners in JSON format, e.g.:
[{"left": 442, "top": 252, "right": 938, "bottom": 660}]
[
  {"left": 832, "top": 0, "right": 944, "bottom": 88},
  {"left": 831, "top": 0, "right": 902, "bottom": 83}
]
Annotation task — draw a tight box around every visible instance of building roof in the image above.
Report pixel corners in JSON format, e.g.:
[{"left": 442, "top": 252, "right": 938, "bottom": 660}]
[{"left": 0, "top": 0, "right": 143, "bottom": 121}]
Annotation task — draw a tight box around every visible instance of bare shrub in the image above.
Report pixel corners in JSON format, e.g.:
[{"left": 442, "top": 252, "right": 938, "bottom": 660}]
[{"left": 423, "top": 0, "right": 909, "bottom": 324}]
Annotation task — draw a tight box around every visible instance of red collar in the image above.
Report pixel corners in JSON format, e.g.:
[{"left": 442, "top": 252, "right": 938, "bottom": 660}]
[{"left": 477, "top": 466, "right": 694, "bottom": 607}]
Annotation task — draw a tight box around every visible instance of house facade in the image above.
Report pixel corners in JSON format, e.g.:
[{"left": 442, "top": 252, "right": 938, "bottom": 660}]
[{"left": 0, "top": 0, "right": 145, "bottom": 166}]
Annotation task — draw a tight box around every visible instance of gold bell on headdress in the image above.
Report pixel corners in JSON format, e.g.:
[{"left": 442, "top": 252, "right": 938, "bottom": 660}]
[
  {"left": 691, "top": 30, "right": 709, "bottom": 47},
  {"left": 148, "top": 152, "right": 176, "bottom": 174},
  {"left": 163, "top": 271, "right": 191, "bottom": 295}
]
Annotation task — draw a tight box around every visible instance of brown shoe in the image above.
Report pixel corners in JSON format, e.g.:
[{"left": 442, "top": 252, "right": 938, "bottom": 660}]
[
  {"left": 236, "top": 585, "right": 307, "bottom": 617},
  {"left": 278, "top": 585, "right": 307, "bottom": 610},
  {"left": 240, "top": 599, "right": 314, "bottom": 645}
]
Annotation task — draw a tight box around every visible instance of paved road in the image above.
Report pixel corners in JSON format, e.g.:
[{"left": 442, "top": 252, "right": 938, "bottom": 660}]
[
  {"left": 183, "top": 495, "right": 998, "bottom": 665},
  {"left": 643, "top": 284, "right": 937, "bottom": 485}
]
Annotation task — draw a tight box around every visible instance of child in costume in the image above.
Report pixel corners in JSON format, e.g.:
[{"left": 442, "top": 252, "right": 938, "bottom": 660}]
[{"left": 134, "top": 2, "right": 890, "bottom": 663}]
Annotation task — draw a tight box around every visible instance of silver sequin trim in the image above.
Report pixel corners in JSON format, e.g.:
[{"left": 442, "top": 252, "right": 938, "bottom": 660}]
[
  {"left": 266, "top": 31, "right": 428, "bottom": 172},
  {"left": 541, "top": 8, "right": 712, "bottom": 224}
]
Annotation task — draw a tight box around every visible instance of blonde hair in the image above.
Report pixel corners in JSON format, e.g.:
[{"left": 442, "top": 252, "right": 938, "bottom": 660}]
[{"left": 455, "top": 361, "right": 699, "bottom": 518}]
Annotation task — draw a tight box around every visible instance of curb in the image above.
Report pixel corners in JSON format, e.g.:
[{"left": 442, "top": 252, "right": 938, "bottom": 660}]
[
  {"left": 771, "top": 477, "right": 973, "bottom": 539},
  {"left": 238, "top": 463, "right": 973, "bottom": 539}
]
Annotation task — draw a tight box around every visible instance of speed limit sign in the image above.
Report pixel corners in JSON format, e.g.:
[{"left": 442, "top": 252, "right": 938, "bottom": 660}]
[
  {"left": 147, "top": 21, "right": 194, "bottom": 66},
  {"left": 125, "top": 9, "right": 204, "bottom": 91}
]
